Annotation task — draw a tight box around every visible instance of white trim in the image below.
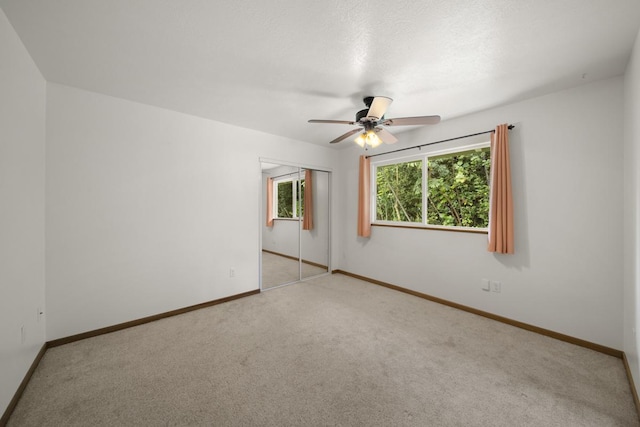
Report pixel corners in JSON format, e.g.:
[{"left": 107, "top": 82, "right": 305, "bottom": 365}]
[
  {"left": 422, "top": 156, "right": 428, "bottom": 225},
  {"left": 369, "top": 141, "right": 490, "bottom": 167},
  {"left": 373, "top": 221, "right": 488, "bottom": 233},
  {"left": 425, "top": 141, "right": 490, "bottom": 158},
  {"left": 259, "top": 157, "right": 333, "bottom": 174},
  {"left": 374, "top": 219, "right": 424, "bottom": 227}
]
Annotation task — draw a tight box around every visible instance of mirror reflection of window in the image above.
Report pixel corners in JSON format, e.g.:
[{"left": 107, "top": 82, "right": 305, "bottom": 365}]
[{"left": 275, "top": 178, "right": 304, "bottom": 219}]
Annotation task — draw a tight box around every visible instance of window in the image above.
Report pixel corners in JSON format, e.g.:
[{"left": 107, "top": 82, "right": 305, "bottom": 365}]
[
  {"left": 376, "top": 160, "right": 423, "bottom": 223},
  {"left": 274, "top": 177, "right": 305, "bottom": 218},
  {"left": 374, "top": 144, "right": 490, "bottom": 229}
]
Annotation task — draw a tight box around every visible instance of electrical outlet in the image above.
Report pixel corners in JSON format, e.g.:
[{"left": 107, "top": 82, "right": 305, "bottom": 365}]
[
  {"left": 229, "top": 268, "right": 235, "bottom": 278},
  {"left": 481, "top": 279, "right": 490, "bottom": 292},
  {"left": 20, "top": 325, "right": 25, "bottom": 344},
  {"left": 491, "top": 281, "right": 502, "bottom": 293}
]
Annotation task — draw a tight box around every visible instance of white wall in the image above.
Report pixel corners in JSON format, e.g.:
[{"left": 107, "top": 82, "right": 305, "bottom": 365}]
[
  {"left": 45, "top": 83, "right": 337, "bottom": 341},
  {"left": 0, "top": 8, "right": 46, "bottom": 416},
  {"left": 338, "top": 77, "right": 624, "bottom": 349},
  {"left": 624, "top": 28, "right": 640, "bottom": 395}
]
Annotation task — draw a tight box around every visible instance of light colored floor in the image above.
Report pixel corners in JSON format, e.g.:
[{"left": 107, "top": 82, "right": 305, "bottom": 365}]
[
  {"left": 8, "top": 273, "right": 638, "bottom": 426},
  {"left": 261, "top": 250, "right": 327, "bottom": 289}
]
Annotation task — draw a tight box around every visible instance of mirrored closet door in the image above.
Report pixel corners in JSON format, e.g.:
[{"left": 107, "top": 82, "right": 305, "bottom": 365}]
[
  {"left": 261, "top": 162, "right": 330, "bottom": 290},
  {"left": 300, "top": 169, "right": 329, "bottom": 280}
]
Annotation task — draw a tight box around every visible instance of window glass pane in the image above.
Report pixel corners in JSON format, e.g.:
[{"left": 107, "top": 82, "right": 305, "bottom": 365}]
[
  {"left": 376, "top": 160, "right": 423, "bottom": 223},
  {"left": 277, "top": 181, "right": 294, "bottom": 218},
  {"left": 427, "top": 147, "right": 490, "bottom": 227}
]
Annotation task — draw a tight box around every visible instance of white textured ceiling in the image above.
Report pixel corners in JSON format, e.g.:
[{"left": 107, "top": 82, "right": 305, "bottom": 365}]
[{"left": 2, "top": 0, "right": 639, "bottom": 147}]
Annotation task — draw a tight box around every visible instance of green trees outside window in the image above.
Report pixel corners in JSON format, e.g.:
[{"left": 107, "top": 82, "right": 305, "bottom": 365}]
[
  {"left": 375, "top": 146, "right": 491, "bottom": 228},
  {"left": 276, "top": 179, "right": 304, "bottom": 218},
  {"left": 277, "top": 181, "right": 294, "bottom": 217},
  {"left": 428, "top": 147, "right": 490, "bottom": 228},
  {"left": 376, "top": 161, "right": 422, "bottom": 222}
]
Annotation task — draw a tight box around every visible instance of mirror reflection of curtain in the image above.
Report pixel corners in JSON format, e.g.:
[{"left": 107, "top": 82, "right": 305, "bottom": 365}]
[
  {"left": 303, "top": 169, "right": 313, "bottom": 231},
  {"left": 266, "top": 177, "right": 274, "bottom": 227}
]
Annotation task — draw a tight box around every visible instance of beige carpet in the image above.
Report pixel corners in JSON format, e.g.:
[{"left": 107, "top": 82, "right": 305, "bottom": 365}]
[
  {"left": 8, "top": 274, "right": 638, "bottom": 426},
  {"left": 261, "top": 251, "right": 327, "bottom": 289}
]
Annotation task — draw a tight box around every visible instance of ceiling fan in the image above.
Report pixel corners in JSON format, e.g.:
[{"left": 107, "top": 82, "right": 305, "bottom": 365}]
[{"left": 308, "top": 96, "right": 440, "bottom": 148}]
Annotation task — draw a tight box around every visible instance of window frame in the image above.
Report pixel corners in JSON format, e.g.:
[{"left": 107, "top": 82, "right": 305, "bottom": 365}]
[
  {"left": 273, "top": 176, "right": 305, "bottom": 219},
  {"left": 371, "top": 141, "right": 491, "bottom": 232}
]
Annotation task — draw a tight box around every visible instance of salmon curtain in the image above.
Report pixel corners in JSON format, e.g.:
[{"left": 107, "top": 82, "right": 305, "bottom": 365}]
[
  {"left": 303, "top": 169, "right": 314, "bottom": 230},
  {"left": 266, "top": 177, "right": 274, "bottom": 227},
  {"left": 357, "top": 155, "right": 371, "bottom": 237},
  {"left": 487, "top": 124, "right": 514, "bottom": 254}
]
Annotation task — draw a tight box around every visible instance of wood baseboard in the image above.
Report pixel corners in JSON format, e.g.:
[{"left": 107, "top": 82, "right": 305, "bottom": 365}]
[
  {"left": 0, "top": 343, "right": 47, "bottom": 427},
  {"left": 332, "top": 269, "right": 623, "bottom": 358},
  {"left": 623, "top": 352, "right": 640, "bottom": 421},
  {"left": 48, "top": 289, "right": 260, "bottom": 348},
  {"left": 262, "top": 249, "right": 328, "bottom": 270}
]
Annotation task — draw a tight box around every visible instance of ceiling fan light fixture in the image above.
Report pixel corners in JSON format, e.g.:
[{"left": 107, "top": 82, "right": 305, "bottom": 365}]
[
  {"left": 367, "top": 130, "right": 383, "bottom": 148},
  {"left": 355, "top": 130, "right": 382, "bottom": 148}
]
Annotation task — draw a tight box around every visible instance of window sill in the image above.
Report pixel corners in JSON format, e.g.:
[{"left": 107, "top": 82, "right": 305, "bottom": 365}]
[
  {"left": 372, "top": 223, "right": 488, "bottom": 235},
  {"left": 273, "top": 218, "right": 302, "bottom": 222}
]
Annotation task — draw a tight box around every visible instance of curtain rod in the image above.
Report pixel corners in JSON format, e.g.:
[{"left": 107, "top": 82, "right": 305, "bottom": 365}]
[{"left": 365, "top": 124, "right": 515, "bottom": 159}]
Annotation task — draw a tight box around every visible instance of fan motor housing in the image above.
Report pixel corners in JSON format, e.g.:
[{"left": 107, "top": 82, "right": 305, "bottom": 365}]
[
  {"left": 357, "top": 96, "right": 384, "bottom": 123},
  {"left": 363, "top": 96, "right": 375, "bottom": 107},
  {"left": 355, "top": 109, "right": 369, "bottom": 123}
]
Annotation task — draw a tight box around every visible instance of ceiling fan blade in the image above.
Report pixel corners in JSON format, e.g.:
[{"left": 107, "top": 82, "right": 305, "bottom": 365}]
[
  {"left": 381, "top": 115, "right": 441, "bottom": 126},
  {"left": 308, "top": 119, "right": 356, "bottom": 125},
  {"left": 329, "top": 128, "right": 362, "bottom": 144},
  {"left": 375, "top": 128, "right": 398, "bottom": 144},
  {"left": 366, "top": 96, "right": 393, "bottom": 120}
]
